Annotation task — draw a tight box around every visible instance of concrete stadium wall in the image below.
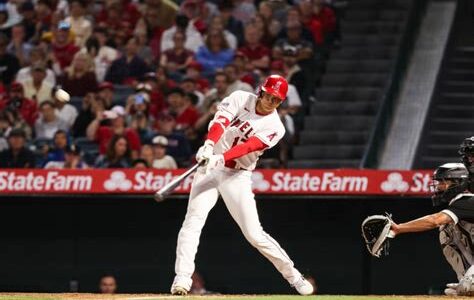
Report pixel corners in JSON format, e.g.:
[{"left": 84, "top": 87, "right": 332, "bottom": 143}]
[{"left": 0, "top": 195, "right": 454, "bottom": 295}]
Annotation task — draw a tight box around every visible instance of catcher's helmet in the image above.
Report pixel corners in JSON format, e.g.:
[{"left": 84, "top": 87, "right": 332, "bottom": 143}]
[
  {"left": 431, "top": 163, "right": 469, "bottom": 206},
  {"left": 260, "top": 75, "right": 288, "bottom": 100},
  {"left": 459, "top": 136, "right": 474, "bottom": 172}
]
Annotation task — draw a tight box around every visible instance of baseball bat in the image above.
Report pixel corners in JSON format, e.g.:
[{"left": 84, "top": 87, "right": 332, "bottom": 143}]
[{"left": 154, "top": 162, "right": 202, "bottom": 202}]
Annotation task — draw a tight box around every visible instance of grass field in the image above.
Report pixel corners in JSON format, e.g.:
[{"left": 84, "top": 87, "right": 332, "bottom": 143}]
[{"left": 0, "top": 294, "right": 467, "bottom": 300}]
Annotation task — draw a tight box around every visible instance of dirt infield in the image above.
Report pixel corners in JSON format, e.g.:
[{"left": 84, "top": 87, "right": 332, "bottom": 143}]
[{"left": 0, "top": 294, "right": 470, "bottom": 300}]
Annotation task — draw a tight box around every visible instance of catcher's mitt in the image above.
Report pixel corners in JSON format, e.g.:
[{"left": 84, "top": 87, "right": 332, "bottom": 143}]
[{"left": 361, "top": 214, "right": 395, "bottom": 258}]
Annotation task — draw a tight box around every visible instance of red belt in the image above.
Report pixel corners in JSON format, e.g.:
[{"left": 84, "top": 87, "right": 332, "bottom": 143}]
[{"left": 224, "top": 160, "right": 247, "bottom": 170}]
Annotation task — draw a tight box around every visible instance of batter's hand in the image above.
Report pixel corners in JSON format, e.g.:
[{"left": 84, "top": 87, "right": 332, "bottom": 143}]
[
  {"left": 196, "top": 140, "right": 214, "bottom": 164},
  {"left": 206, "top": 154, "right": 225, "bottom": 173}
]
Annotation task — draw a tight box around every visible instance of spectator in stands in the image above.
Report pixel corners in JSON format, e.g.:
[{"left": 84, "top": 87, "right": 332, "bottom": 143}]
[
  {"left": 282, "top": 46, "right": 309, "bottom": 110},
  {"left": 72, "top": 93, "right": 106, "bottom": 137},
  {"left": 125, "top": 92, "right": 153, "bottom": 142},
  {"left": 143, "top": 70, "right": 171, "bottom": 118},
  {"left": 151, "top": 135, "right": 177, "bottom": 169},
  {"left": 96, "top": 0, "right": 140, "bottom": 37},
  {"left": 7, "top": 24, "right": 32, "bottom": 67},
  {"left": 258, "top": 1, "right": 283, "bottom": 39},
  {"left": 133, "top": 6, "right": 162, "bottom": 61},
  {"left": 208, "top": 15, "right": 237, "bottom": 50},
  {"left": 97, "top": 81, "right": 114, "bottom": 109},
  {"left": 86, "top": 105, "right": 141, "bottom": 159},
  {"left": 45, "top": 143, "right": 88, "bottom": 169},
  {"left": 184, "top": 61, "right": 209, "bottom": 93},
  {"left": 64, "top": 0, "right": 91, "bottom": 47},
  {"left": 0, "top": 33, "right": 20, "bottom": 85},
  {"left": 300, "top": 0, "right": 335, "bottom": 46},
  {"left": 218, "top": 1, "right": 244, "bottom": 46},
  {"left": 18, "top": 1, "right": 36, "bottom": 42},
  {"left": 0, "top": 82, "right": 38, "bottom": 127},
  {"left": 269, "top": 60, "right": 302, "bottom": 114},
  {"left": 161, "top": 14, "right": 203, "bottom": 53},
  {"left": 0, "top": 128, "right": 35, "bottom": 168},
  {"left": 238, "top": 25, "right": 270, "bottom": 73},
  {"left": 85, "top": 28, "right": 119, "bottom": 83},
  {"left": 95, "top": 134, "right": 131, "bottom": 168},
  {"left": 42, "top": 129, "right": 68, "bottom": 166},
  {"left": 35, "top": 100, "right": 69, "bottom": 139},
  {"left": 131, "top": 158, "right": 149, "bottom": 168},
  {"left": 201, "top": 71, "right": 229, "bottom": 113},
  {"left": 232, "top": 0, "right": 257, "bottom": 24},
  {"left": 143, "top": 0, "right": 178, "bottom": 30},
  {"left": 50, "top": 21, "right": 80, "bottom": 72},
  {"left": 166, "top": 87, "right": 199, "bottom": 131},
  {"left": 3, "top": 108, "right": 33, "bottom": 140},
  {"left": 160, "top": 31, "right": 194, "bottom": 80},
  {"left": 139, "top": 143, "right": 154, "bottom": 167},
  {"left": 180, "top": 77, "right": 204, "bottom": 109},
  {"left": 59, "top": 52, "right": 98, "bottom": 97},
  {"left": 195, "top": 29, "right": 234, "bottom": 77},
  {"left": 99, "top": 275, "right": 117, "bottom": 294},
  {"left": 154, "top": 113, "right": 191, "bottom": 166},
  {"left": 22, "top": 62, "right": 53, "bottom": 104},
  {"left": 250, "top": 13, "right": 277, "bottom": 47},
  {"left": 105, "top": 36, "right": 149, "bottom": 85},
  {"left": 224, "top": 63, "right": 253, "bottom": 94},
  {"left": 274, "top": 21, "right": 314, "bottom": 62},
  {"left": 232, "top": 51, "right": 257, "bottom": 88},
  {"left": 16, "top": 46, "right": 56, "bottom": 86},
  {"left": 134, "top": 30, "right": 154, "bottom": 66},
  {"left": 54, "top": 88, "right": 78, "bottom": 128},
  {"left": 0, "top": 112, "right": 12, "bottom": 151}
]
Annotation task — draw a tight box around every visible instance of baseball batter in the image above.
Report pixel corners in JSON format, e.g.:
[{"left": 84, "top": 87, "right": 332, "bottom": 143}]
[{"left": 170, "top": 75, "right": 314, "bottom": 296}]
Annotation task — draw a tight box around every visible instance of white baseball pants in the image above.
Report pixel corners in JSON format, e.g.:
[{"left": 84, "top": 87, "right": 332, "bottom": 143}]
[{"left": 172, "top": 167, "right": 302, "bottom": 290}]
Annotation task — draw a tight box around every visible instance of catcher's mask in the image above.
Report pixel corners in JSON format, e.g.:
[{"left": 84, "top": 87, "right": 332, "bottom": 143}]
[
  {"left": 459, "top": 136, "right": 474, "bottom": 173},
  {"left": 431, "top": 163, "right": 469, "bottom": 206}
]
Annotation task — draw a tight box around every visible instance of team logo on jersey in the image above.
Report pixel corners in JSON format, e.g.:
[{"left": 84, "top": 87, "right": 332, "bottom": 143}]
[
  {"left": 267, "top": 132, "right": 277, "bottom": 142},
  {"left": 380, "top": 172, "right": 409, "bottom": 192},
  {"left": 104, "top": 171, "right": 133, "bottom": 191}
]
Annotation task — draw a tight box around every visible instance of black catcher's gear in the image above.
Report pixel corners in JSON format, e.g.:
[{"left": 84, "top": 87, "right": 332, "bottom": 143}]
[
  {"left": 459, "top": 137, "right": 474, "bottom": 173},
  {"left": 361, "top": 214, "right": 394, "bottom": 258},
  {"left": 432, "top": 163, "right": 469, "bottom": 206}
]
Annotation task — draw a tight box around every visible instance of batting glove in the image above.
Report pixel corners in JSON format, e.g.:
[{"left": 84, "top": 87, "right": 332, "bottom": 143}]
[
  {"left": 206, "top": 154, "right": 225, "bottom": 173},
  {"left": 196, "top": 140, "right": 214, "bottom": 164}
]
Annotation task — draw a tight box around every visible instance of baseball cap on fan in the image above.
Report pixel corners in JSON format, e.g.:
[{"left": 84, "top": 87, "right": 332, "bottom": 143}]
[
  {"left": 152, "top": 135, "right": 168, "bottom": 147},
  {"left": 103, "top": 105, "right": 125, "bottom": 119}
]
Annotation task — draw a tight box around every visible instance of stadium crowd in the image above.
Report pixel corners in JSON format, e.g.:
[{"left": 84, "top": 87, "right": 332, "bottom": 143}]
[{"left": 0, "top": 0, "right": 340, "bottom": 169}]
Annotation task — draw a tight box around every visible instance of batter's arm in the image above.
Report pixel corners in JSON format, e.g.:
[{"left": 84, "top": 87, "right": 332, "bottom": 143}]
[
  {"left": 390, "top": 212, "right": 454, "bottom": 237},
  {"left": 223, "top": 136, "right": 268, "bottom": 161}
]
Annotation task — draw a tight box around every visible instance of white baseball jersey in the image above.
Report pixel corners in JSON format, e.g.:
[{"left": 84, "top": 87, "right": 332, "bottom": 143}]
[{"left": 210, "top": 91, "right": 286, "bottom": 171}]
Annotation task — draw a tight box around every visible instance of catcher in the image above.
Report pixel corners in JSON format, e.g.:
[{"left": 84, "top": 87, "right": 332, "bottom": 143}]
[{"left": 362, "top": 163, "right": 474, "bottom": 296}]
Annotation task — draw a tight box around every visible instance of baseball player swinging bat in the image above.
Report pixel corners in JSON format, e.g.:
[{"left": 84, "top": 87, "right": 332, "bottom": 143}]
[{"left": 154, "top": 162, "right": 203, "bottom": 202}]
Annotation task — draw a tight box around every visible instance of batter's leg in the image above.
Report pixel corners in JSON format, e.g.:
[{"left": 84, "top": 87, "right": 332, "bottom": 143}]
[
  {"left": 217, "top": 170, "right": 304, "bottom": 286},
  {"left": 172, "top": 171, "right": 219, "bottom": 293}
]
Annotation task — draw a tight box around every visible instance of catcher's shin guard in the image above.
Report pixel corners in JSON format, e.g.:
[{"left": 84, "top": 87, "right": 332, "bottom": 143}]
[{"left": 440, "top": 227, "right": 469, "bottom": 280}]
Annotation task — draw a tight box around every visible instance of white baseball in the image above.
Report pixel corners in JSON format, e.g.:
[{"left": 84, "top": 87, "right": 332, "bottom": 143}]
[{"left": 55, "top": 88, "right": 70, "bottom": 102}]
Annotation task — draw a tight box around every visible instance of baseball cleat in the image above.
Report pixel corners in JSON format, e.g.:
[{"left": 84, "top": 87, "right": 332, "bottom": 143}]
[
  {"left": 292, "top": 276, "right": 314, "bottom": 295},
  {"left": 171, "top": 285, "right": 188, "bottom": 295}
]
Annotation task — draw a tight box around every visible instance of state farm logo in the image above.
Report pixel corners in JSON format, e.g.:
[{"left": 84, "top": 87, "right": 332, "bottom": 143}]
[
  {"left": 381, "top": 172, "right": 409, "bottom": 192},
  {"left": 251, "top": 171, "right": 270, "bottom": 191},
  {"left": 104, "top": 171, "right": 132, "bottom": 191}
]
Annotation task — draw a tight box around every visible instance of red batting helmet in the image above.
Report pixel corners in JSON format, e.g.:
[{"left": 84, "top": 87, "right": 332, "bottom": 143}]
[{"left": 260, "top": 75, "right": 288, "bottom": 100}]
